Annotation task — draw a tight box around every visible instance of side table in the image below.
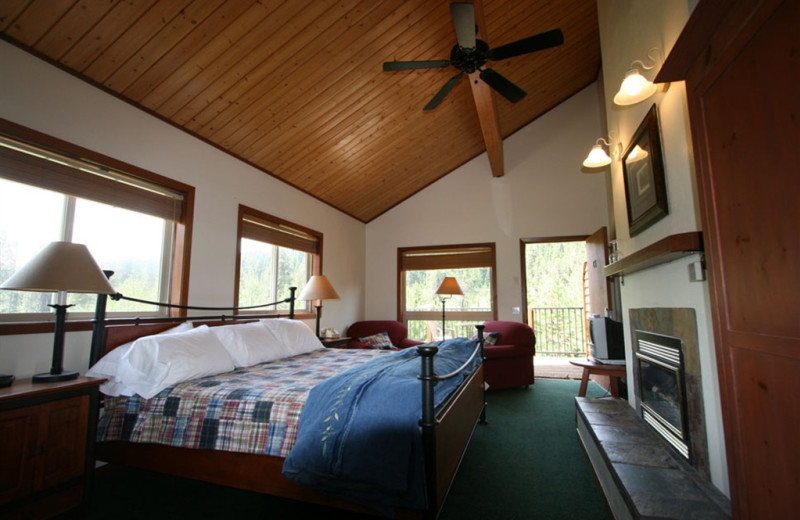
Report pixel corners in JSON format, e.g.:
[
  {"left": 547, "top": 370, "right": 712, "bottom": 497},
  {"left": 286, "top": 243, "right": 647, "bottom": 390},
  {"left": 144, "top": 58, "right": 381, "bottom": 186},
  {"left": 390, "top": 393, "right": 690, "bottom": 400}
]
[
  {"left": 320, "top": 337, "right": 351, "bottom": 348},
  {"left": 569, "top": 359, "right": 626, "bottom": 398},
  {"left": 0, "top": 376, "right": 105, "bottom": 519}
]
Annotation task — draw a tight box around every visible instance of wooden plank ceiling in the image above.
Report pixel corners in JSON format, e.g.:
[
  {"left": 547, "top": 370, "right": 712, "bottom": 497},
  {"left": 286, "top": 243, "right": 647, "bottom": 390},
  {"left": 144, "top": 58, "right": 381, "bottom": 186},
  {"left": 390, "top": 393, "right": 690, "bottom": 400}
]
[{"left": 0, "top": 0, "right": 600, "bottom": 223}]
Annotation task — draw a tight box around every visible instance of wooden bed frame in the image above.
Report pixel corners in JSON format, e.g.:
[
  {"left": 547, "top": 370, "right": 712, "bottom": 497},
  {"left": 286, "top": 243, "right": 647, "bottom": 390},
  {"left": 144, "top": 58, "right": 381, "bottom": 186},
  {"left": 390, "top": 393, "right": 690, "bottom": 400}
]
[{"left": 89, "top": 290, "right": 487, "bottom": 519}]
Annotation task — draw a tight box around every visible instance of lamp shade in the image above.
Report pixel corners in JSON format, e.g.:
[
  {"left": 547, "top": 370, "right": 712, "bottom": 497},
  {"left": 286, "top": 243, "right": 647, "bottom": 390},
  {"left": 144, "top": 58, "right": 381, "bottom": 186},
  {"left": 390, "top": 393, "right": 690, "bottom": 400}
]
[
  {"left": 613, "top": 69, "right": 658, "bottom": 106},
  {"left": 627, "top": 144, "right": 650, "bottom": 162},
  {"left": 297, "top": 275, "right": 340, "bottom": 301},
  {"left": 435, "top": 277, "right": 463, "bottom": 296},
  {"left": 582, "top": 144, "right": 613, "bottom": 168},
  {"left": 0, "top": 241, "right": 115, "bottom": 294}
]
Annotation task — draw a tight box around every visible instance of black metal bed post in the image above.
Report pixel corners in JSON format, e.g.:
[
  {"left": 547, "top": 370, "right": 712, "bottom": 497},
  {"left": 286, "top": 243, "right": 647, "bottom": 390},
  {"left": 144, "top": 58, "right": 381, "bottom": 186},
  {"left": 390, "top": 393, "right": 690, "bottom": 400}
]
[
  {"left": 288, "top": 286, "right": 296, "bottom": 318},
  {"left": 475, "top": 324, "right": 488, "bottom": 425},
  {"left": 89, "top": 270, "right": 114, "bottom": 367},
  {"left": 417, "top": 344, "right": 439, "bottom": 518}
]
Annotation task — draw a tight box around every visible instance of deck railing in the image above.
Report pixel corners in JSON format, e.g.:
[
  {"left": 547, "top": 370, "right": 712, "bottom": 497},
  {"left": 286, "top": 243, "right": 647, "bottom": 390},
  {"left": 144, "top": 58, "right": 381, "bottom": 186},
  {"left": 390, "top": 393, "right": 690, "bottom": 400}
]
[
  {"left": 528, "top": 307, "right": 587, "bottom": 357},
  {"left": 408, "top": 307, "right": 587, "bottom": 357}
]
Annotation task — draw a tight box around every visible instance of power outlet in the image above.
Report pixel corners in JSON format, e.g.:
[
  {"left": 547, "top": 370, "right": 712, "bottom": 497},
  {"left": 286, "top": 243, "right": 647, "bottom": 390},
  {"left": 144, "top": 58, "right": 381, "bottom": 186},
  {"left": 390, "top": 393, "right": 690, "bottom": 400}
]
[{"left": 512, "top": 306, "right": 521, "bottom": 315}]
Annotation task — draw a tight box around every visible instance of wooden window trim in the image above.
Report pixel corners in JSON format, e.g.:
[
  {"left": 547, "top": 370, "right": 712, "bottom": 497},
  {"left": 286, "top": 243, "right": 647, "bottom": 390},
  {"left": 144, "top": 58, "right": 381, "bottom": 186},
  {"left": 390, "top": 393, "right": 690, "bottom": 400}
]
[
  {"left": 0, "top": 119, "right": 194, "bottom": 335},
  {"left": 235, "top": 205, "right": 322, "bottom": 319},
  {"left": 397, "top": 243, "right": 498, "bottom": 323}
]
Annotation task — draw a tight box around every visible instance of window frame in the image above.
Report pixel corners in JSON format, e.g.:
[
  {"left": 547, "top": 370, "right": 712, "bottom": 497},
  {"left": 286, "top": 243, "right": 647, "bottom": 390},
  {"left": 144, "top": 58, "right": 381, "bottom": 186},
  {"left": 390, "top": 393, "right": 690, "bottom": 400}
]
[
  {"left": 0, "top": 119, "right": 194, "bottom": 335},
  {"left": 234, "top": 205, "right": 322, "bottom": 319},
  {"left": 397, "top": 243, "right": 498, "bottom": 327}
]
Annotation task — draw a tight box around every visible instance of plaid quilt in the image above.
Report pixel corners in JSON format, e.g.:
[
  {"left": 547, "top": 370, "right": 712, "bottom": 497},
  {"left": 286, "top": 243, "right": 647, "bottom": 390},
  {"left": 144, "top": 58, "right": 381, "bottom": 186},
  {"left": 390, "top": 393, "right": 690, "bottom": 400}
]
[{"left": 97, "top": 348, "right": 386, "bottom": 457}]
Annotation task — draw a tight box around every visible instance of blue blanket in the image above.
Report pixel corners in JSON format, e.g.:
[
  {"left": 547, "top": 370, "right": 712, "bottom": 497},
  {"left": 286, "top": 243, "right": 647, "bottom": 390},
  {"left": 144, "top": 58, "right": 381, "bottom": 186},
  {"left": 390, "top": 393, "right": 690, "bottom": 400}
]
[{"left": 282, "top": 338, "right": 482, "bottom": 513}]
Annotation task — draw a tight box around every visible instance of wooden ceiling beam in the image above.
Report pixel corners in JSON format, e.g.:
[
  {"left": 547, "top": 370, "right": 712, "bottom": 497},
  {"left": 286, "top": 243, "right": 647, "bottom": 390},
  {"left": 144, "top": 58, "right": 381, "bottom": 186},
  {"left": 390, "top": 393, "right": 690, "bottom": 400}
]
[{"left": 470, "top": 0, "right": 504, "bottom": 177}]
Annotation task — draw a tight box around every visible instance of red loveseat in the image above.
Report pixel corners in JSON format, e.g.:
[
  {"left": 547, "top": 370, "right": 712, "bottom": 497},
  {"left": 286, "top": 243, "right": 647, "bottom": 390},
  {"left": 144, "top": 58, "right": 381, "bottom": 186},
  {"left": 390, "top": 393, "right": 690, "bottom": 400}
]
[
  {"left": 345, "top": 320, "right": 424, "bottom": 349},
  {"left": 482, "top": 320, "right": 536, "bottom": 390}
]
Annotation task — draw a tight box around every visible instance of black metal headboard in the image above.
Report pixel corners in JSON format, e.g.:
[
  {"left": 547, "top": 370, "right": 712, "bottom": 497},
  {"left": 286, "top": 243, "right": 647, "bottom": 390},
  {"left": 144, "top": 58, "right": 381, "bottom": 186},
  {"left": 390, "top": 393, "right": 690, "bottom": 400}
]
[{"left": 89, "top": 285, "right": 297, "bottom": 366}]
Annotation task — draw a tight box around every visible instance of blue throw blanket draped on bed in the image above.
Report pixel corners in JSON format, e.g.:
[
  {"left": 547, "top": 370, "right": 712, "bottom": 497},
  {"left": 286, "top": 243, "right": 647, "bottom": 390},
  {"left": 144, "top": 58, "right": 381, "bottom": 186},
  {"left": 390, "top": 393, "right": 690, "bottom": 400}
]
[{"left": 282, "top": 338, "right": 481, "bottom": 512}]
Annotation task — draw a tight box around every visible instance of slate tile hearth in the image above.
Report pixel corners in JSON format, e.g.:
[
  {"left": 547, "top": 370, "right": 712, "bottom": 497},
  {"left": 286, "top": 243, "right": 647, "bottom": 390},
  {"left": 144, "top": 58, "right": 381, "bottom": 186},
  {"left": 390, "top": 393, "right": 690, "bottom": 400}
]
[{"left": 576, "top": 398, "right": 731, "bottom": 520}]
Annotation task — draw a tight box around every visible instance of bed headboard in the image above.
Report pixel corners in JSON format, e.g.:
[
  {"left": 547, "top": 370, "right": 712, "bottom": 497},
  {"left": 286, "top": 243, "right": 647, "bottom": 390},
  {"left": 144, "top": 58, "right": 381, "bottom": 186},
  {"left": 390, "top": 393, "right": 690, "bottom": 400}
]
[{"left": 90, "top": 287, "right": 297, "bottom": 365}]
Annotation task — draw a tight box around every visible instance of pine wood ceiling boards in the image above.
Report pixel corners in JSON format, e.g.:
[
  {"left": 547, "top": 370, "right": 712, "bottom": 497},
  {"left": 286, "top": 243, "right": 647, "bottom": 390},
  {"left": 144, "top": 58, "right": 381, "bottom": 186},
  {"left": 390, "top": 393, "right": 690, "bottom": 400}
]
[{"left": 0, "top": 0, "right": 600, "bottom": 223}]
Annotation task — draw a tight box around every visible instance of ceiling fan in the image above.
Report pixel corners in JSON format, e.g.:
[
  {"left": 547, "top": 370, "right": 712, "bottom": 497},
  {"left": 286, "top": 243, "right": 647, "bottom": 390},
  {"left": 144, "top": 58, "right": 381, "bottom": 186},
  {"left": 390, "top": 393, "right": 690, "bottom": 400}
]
[
  {"left": 383, "top": 2, "right": 563, "bottom": 111},
  {"left": 383, "top": 2, "right": 564, "bottom": 177}
]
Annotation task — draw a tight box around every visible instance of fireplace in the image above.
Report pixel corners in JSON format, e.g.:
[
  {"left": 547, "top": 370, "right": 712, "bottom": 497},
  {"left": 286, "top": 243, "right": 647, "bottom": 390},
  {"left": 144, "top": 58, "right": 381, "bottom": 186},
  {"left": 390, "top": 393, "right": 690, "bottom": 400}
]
[
  {"left": 629, "top": 307, "right": 710, "bottom": 477},
  {"left": 635, "top": 330, "right": 690, "bottom": 459}
]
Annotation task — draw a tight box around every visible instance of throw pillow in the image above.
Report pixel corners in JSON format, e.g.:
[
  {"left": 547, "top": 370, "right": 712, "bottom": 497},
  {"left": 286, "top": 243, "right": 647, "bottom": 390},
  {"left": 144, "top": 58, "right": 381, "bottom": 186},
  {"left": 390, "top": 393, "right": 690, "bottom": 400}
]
[
  {"left": 472, "top": 331, "right": 499, "bottom": 346},
  {"left": 359, "top": 331, "right": 393, "bottom": 349}
]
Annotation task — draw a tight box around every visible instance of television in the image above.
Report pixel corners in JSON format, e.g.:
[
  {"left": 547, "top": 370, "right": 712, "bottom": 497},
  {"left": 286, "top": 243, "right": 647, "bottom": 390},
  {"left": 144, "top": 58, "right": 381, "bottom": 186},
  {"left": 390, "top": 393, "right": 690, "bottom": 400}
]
[{"left": 589, "top": 316, "right": 625, "bottom": 362}]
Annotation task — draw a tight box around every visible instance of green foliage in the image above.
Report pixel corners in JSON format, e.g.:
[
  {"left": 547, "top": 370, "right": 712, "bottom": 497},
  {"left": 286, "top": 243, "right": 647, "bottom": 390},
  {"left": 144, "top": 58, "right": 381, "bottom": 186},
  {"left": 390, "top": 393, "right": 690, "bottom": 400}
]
[{"left": 525, "top": 241, "right": 585, "bottom": 309}]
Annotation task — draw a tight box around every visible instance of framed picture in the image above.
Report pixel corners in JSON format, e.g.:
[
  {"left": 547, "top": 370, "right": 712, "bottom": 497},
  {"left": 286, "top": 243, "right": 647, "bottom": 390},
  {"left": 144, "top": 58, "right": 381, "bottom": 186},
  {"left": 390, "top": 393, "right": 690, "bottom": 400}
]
[{"left": 622, "top": 104, "right": 668, "bottom": 236}]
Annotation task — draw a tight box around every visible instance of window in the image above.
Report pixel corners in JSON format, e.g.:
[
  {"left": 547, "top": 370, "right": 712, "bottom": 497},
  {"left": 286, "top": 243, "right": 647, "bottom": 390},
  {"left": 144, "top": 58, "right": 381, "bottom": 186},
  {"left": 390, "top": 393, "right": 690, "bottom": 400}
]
[
  {"left": 0, "top": 120, "right": 193, "bottom": 328},
  {"left": 399, "top": 244, "right": 497, "bottom": 342},
  {"left": 235, "top": 205, "right": 322, "bottom": 315}
]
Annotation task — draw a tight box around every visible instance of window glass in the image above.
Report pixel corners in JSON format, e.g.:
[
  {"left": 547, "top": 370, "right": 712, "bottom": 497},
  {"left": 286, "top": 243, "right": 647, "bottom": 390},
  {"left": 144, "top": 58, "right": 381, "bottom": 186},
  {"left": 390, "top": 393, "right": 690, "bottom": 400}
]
[
  {"left": 0, "top": 125, "right": 192, "bottom": 324},
  {"left": 71, "top": 198, "right": 168, "bottom": 314},
  {"left": 237, "top": 207, "right": 321, "bottom": 313},
  {"left": 0, "top": 178, "right": 63, "bottom": 314}
]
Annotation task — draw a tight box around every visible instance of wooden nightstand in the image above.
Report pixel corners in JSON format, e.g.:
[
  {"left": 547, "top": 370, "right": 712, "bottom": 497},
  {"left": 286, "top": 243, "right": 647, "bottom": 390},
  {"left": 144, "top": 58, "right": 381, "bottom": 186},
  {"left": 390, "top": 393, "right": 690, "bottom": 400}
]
[
  {"left": 0, "top": 376, "right": 104, "bottom": 519},
  {"left": 320, "top": 337, "right": 351, "bottom": 348}
]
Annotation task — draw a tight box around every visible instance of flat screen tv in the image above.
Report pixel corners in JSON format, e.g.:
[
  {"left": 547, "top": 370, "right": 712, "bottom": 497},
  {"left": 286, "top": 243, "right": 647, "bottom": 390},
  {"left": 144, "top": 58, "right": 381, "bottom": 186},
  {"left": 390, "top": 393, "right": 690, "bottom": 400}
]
[{"left": 589, "top": 316, "right": 625, "bottom": 362}]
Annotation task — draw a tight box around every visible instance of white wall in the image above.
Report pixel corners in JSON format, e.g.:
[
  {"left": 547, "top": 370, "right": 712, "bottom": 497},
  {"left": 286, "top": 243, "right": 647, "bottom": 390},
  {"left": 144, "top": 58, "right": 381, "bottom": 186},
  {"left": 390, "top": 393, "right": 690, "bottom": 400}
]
[
  {"left": 596, "top": 0, "right": 728, "bottom": 495},
  {"left": 0, "top": 41, "right": 366, "bottom": 378},
  {"left": 364, "top": 84, "right": 609, "bottom": 322}
]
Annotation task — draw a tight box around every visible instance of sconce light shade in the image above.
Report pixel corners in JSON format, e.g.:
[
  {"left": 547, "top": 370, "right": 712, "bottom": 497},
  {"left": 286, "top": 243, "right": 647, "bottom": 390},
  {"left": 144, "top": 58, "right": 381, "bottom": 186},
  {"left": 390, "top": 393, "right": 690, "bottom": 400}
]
[
  {"left": 582, "top": 144, "right": 613, "bottom": 168},
  {"left": 627, "top": 144, "right": 650, "bottom": 162}
]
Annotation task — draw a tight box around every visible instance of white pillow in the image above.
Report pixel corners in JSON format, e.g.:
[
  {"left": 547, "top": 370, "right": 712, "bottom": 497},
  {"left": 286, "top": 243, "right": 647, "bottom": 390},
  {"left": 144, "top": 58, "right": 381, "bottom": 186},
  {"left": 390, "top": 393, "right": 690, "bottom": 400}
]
[
  {"left": 210, "top": 321, "right": 292, "bottom": 367},
  {"left": 259, "top": 318, "right": 324, "bottom": 356},
  {"left": 87, "top": 321, "right": 194, "bottom": 396},
  {"left": 117, "top": 325, "right": 235, "bottom": 399}
]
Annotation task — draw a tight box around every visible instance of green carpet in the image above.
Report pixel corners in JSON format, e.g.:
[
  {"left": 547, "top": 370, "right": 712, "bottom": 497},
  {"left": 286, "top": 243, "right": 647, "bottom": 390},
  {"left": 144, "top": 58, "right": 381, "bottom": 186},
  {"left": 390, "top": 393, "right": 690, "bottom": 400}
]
[
  {"left": 71, "top": 379, "right": 610, "bottom": 519},
  {"left": 439, "top": 378, "right": 611, "bottom": 519}
]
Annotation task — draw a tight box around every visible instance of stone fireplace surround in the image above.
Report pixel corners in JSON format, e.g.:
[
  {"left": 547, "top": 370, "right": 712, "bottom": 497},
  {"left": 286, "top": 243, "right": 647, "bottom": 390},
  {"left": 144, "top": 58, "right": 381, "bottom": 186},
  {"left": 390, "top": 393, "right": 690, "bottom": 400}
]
[{"left": 575, "top": 308, "right": 731, "bottom": 518}]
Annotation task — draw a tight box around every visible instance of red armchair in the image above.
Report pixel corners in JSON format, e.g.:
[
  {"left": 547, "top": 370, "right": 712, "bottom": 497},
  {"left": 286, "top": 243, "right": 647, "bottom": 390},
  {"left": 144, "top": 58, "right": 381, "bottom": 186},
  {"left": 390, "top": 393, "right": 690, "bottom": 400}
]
[
  {"left": 482, "top": 320, "right": 536, "bottom": 390},
  {"left": 345, "top": 320, "right": 424, "bottom": 349}
]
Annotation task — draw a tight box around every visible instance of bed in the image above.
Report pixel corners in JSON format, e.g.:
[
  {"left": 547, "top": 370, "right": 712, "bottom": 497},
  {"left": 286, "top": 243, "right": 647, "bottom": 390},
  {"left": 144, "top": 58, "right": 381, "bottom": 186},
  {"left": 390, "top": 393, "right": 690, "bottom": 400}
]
[{"left": 88, "top": 288, "right": 487, "bottom": 518}]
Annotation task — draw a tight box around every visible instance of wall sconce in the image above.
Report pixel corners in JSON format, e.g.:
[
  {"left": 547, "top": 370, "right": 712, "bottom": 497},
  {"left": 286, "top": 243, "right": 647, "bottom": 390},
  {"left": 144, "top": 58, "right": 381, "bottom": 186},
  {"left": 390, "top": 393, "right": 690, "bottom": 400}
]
[
  {"left": 582, "top": 136, "right": 621, "bottom": 169},
  {"left": 614, "top": 48, "right": 662, "bottom": 106}
]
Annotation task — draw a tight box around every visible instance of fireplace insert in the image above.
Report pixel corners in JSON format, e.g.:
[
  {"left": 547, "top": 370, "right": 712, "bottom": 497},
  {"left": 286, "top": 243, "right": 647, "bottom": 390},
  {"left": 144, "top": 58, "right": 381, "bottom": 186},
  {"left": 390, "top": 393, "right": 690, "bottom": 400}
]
[{"left": 634, "top": 330, "right": 690, "bottom": 460}]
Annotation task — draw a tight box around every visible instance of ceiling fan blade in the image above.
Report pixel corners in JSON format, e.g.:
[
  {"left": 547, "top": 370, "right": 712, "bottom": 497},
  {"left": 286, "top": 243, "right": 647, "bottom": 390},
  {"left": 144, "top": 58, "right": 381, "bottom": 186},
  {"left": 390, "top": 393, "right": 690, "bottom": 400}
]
[
  {"left": 479, "top": 69, "right": 526, "bottom": 103},
  {"left": 450, "top": 3, "right": 476, "bottom": 49},
  {"left": 383, "top": 60, "right": 450, "bottom": 71},
  {"left": 488, "top": 29, "right": 564, "bottom": 61},
  {"left": 423, "top": 73, "right": 463, "bottom": 111}
]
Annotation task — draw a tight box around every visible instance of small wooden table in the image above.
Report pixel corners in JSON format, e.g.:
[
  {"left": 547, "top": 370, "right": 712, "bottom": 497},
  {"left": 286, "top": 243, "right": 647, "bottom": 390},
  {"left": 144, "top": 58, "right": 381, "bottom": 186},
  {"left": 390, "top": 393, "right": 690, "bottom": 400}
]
[{"left": 569, "top": 359, "right": 626, "bottom": 398}]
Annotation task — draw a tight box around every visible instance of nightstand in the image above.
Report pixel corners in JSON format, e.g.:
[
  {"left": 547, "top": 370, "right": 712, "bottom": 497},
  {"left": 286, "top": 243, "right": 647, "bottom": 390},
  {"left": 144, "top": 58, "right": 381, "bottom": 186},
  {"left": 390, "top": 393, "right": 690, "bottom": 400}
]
[
  {"left": 320, "top": 337, "right": 351, "bottom": 348},
  {"left": 0, "top": 376, "right": 104, "bottom": 519}
]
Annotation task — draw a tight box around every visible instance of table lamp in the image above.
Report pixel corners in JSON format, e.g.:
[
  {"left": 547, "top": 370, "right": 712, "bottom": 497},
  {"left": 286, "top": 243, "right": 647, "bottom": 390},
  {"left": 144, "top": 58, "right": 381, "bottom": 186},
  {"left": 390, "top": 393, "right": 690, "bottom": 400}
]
[
  {"left": 0, "top": 241, "right": 116, "bottom": 383},
  {"left": 435, "top": 276, "right": 463, "bottom": 341},
  {"left": 298, "top": 275, "right": 340, "bottom": 338}
]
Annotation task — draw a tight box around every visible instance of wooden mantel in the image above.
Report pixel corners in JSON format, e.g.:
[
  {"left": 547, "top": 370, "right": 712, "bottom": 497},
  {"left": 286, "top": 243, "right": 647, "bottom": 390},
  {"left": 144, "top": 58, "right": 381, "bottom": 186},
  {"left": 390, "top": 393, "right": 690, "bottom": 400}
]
[{"left": 604, "top": 232, "right": 703, "bottom": 277}]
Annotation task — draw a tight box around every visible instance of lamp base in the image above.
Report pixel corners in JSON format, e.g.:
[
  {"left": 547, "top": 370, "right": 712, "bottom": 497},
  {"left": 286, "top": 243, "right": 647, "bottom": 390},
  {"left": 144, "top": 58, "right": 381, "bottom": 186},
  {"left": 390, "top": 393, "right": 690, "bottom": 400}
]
[{"left": 32, "top": 370, "right": 79, "bottom": 384}]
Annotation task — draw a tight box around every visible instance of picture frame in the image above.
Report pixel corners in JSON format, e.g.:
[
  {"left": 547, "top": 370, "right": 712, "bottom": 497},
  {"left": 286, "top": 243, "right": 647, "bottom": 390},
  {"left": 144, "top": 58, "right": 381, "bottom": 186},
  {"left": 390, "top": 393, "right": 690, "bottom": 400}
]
[{"left": 622, "top": 104, "right": 668, "bottom": 236}]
